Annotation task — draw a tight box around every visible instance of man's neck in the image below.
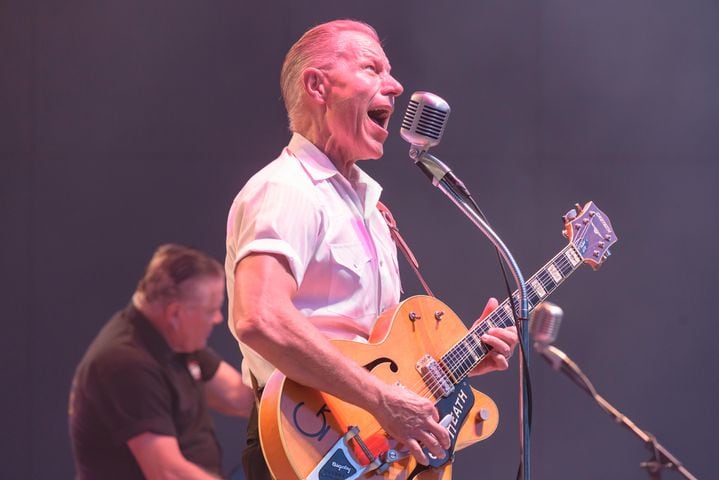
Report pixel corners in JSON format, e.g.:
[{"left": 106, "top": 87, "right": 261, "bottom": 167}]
[
  {"left": 297, "top": 126, "right": 356, "bottom": 180},
  {"left": 132, "top": 293, "right": 176, "bottom": 350}
]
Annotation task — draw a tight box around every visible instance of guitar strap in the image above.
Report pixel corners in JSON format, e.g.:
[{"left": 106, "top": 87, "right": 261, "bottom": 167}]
[{"left": 376, "top": 201, "right": 435, "bottom": 297}]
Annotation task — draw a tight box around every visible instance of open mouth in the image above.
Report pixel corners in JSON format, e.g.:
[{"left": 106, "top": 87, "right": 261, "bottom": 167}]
[{"left": 367, "top": 108, "right": 391, "bottom": 130}]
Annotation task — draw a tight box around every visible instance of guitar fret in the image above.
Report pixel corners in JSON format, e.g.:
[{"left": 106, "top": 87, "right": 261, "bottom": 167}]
[
  {"left": 501, "top": 303, "right": 513, "bottom": 320},
  {"left": 538, "top": 270, "right": 557, "bottom": 293},
  {"left": 465, "top": 334, "right": 484, "bottom": 361},
  {"left": 529, "top": 278, "right": 546, "bottom": 299},
  {"left": 556, "top": 257, "right": 573, "bottom": 276},
  {"left": 454, "top": 343, "right": 476, "bottom": 376},
  {"left": 492, "top": 306, "right": 512, "bottom": 329},
  {"left": 565, "top": 247, "right": 581, "bottom": 267},
  {"left": 442, "top": 244, "right": 592, "bottom": 383},
  {"left": 526, "top": 288, "right": 540, "bottom": 308},
  {"left": 547, "top": 264, "right": 562, "bottom": 283}
]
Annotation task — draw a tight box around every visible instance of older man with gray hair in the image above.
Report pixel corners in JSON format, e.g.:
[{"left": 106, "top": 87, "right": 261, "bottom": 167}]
[
  {"left": 226, "top": 19, "right": 518, "bottom": 479},
  {"left": 70, "top": 244, "right": 254, "bottom": 479}
]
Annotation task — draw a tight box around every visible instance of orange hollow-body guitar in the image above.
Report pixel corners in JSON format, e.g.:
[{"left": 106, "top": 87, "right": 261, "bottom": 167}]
[{"left": 259, "top": 201, "right": 617, "bottom": 480}]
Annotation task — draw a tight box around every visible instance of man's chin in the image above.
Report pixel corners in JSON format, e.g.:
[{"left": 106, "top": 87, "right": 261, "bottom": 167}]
[{"left": 361, "top": 137, "right": 386, "bottom": 160}]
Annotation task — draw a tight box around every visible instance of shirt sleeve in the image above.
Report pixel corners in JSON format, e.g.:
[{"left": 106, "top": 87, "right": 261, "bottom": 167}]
[
  {"left": 228, "top": 179, "right": 321, "bottom": 287},
  {"left": 87, "top": 348, "right": 177, "bottom": 445},
  {"left": 189, "top": 348, "right": 221, "bottom": 381}
]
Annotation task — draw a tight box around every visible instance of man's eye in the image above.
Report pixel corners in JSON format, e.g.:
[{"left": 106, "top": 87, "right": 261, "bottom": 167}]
[{"left": 364, "top": 64, "right": 378, "bottom": 73}]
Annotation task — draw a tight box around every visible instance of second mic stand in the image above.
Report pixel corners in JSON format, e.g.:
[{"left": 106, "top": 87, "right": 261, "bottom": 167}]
[
  {"left": 540, "top": 344, "right": 698, "bottom": 480},
  {"left": 412, "top": 149, "right": 532, "bottom": 480}
]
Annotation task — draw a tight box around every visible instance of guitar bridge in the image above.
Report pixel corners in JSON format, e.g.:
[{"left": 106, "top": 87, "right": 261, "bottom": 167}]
[
  {"left": 416, "top": 354, "right": 454, "bottom": 398},
  {"left": 306, "top": 426, "right": 382, "bottom": 480}
]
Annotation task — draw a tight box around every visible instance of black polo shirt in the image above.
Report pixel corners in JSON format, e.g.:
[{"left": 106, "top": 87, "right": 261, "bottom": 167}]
[{"left": 69, "top": 303, "right": 222, "bottom": 479}]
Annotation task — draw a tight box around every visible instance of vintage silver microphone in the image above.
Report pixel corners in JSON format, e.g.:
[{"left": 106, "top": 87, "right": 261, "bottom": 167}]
[
  {"left": 400, "top": 90, "right": 531, "bottom": 480},
  {"left": 400, "top": 91, "right": 450, "bottom": 151},
  {"left": 399, "top": 92, "right": 469, "bottom": 195},
  {"left": 530, "top": 302, "right": 569, "bottom": 371},
  {"left": 530, "top": 304, "right": 698, "bottom": 479}
]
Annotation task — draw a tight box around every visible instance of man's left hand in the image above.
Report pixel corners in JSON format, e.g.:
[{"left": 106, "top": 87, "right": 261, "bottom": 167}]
[{"left": 469, "top": 297, "right": 519, "bottom": 376}]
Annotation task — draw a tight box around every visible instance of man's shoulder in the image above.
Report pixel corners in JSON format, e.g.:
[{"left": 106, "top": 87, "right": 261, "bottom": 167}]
[
  {"left": 79, "top": 315, "right": 161, "bottom": 382},
  {"left": 249, "top": 148, "right": 313, "bottom": 188},
  {"left": 233, "top": 149, "right": 320, "bottom": 209},
  {"left": 82, "top": 339, "right": 157, "bottom": 381}
]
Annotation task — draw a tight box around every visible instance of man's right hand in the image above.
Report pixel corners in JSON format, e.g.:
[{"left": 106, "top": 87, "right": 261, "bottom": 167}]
[{"left": 372, "top": 384, "right": 450, "bottom": 465}]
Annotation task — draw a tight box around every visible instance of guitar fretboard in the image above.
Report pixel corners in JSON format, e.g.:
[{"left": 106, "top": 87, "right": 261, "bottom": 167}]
[{"left": 440, "top": 243, "right": 584, "bottom": 382}]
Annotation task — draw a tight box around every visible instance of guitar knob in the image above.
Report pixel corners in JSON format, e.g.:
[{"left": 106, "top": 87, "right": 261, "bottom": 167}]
[{"left": 476, "top": 408, "right": 491, "bottom": 422}]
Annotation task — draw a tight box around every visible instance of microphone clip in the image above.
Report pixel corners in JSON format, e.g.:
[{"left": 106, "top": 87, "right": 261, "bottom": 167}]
[{"left": 410, "top": 148, "right": 471, "bottom": 197}]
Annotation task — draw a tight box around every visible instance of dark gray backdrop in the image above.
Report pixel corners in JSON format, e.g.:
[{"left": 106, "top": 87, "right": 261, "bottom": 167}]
[{"left": 2, "top": 0, "right": 717, "bottom": 478}]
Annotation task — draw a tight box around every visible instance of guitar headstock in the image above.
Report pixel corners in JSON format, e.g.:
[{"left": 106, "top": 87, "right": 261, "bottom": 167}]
[{"left": 563, "top": 201, "right": 618, "bottom": 270}]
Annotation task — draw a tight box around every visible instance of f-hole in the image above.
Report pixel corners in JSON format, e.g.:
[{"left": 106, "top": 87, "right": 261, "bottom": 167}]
[{"left": 362, "top": 357, "right": 399, "bottom": 373}]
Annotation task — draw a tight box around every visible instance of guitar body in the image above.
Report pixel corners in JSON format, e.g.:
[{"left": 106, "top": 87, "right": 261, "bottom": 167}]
[
  {"left": 259, "top": 296, "right": 499, "bottom": 480},
  {"left": 258, "top": 202, "right": 617, "bottom": 480}
]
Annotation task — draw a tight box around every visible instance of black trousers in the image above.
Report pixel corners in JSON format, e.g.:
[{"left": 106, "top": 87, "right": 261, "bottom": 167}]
[{"left": 242, "top": 403, "right": 273, "bottom": 480}]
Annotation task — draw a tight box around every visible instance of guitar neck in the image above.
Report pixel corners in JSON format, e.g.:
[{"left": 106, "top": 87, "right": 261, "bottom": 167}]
[{"left": 441, "top": 243, "right": 585, "bottom": 383}]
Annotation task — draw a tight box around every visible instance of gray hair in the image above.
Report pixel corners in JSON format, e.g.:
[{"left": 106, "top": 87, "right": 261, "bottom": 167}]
[
  {"left": 280, "top": 19, "right": 380, "bottom": 132},
  {"left": 136, "top": 244, "right": 223, "bottom": 304}
]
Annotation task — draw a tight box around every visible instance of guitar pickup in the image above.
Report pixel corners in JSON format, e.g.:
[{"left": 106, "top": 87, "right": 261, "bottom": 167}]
[{"left": 416, "top": 354, "right": 455, "bottom": 398}]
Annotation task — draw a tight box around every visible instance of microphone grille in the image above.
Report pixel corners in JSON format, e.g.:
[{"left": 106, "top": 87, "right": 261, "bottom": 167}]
[
  {"left": 530, "top": 302, "right": 563, "bottom": 345},
  {"left": 400, "top": 92, "right": 450, "bottom": 149}
]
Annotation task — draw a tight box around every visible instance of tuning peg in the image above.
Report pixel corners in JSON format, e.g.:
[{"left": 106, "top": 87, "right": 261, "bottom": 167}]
[{"left": 563, "top": 208, "right": 577, "bottom": 224}]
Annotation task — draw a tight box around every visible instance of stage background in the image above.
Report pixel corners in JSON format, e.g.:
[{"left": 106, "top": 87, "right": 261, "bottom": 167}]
[{"left": 2, "top": 1, "right": 717, "bottom": 478}]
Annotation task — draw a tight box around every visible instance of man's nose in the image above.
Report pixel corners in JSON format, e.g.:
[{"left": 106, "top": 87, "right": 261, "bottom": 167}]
[{"left": 383, "top": 73, "right": 404, "bottom": 97}]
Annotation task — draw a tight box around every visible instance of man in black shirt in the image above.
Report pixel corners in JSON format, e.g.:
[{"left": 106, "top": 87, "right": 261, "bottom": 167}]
[{"left": 69, "top": 244, "right": 254, "bottom": 479}]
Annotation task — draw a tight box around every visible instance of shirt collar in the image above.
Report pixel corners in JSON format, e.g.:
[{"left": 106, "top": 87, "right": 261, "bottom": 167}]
[
  {"left": 287, "top": 133, "right": 338, "bottom": 181},
  {"left": 287, "top": 133, "right": 383, "bottom": 219}
]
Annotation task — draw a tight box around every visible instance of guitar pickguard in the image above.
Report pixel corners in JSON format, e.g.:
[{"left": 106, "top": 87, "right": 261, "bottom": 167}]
[{"left": 425, "top": 380, "right": 474, "bottom": 468}]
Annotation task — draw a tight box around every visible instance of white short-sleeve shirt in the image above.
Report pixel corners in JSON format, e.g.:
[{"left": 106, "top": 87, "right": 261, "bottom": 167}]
[{"left": 225, "top": 133, "right": 401, "bottom": 386}]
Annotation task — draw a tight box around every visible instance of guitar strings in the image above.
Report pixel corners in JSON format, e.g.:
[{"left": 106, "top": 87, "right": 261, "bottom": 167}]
[
  {"left": 374, "top": 235, "right": 586, "bottom": 405},
  {"left": 335, "top": 228, "right": 592, "bottom": 455},
  {"left": 439, "top": 231, "right": 587, "bottom": 381}
]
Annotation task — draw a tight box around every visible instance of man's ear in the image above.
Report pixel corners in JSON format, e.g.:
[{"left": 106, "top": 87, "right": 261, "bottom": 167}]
[
  {"left": 302, "top": 67, "right": 328, "bottom": 105},
  {"left": 164, "top": 301, "right": 181, "bottom": 328}
]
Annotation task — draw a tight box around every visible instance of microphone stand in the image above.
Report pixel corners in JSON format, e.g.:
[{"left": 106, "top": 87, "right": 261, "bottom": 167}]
[
  {"left": 411, "top": 149, "right": 532, "bottom": 480},
  {"left": 539, "top": 345, "right": 698, "bottom": 480}
]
